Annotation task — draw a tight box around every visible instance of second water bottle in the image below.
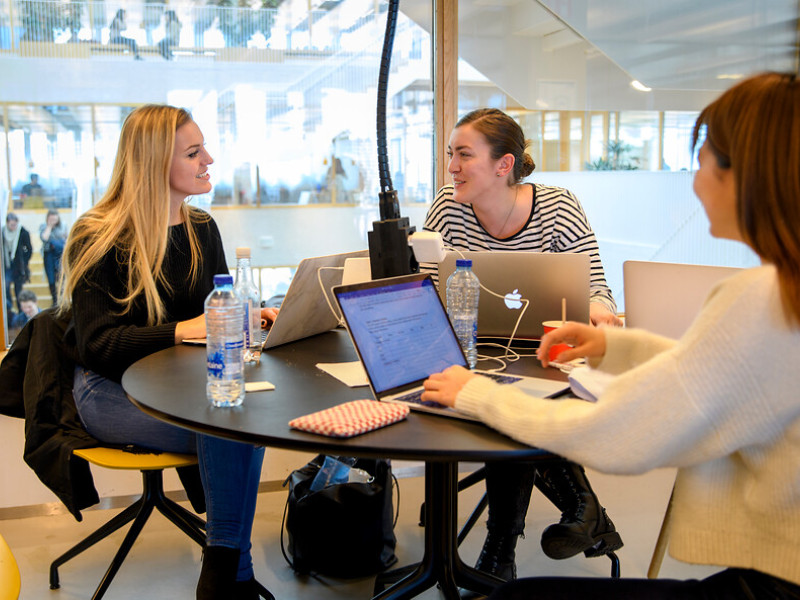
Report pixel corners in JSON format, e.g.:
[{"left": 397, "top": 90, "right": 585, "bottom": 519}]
[{"left": 446, "top": 259, "right": 480, "bottom": 369}]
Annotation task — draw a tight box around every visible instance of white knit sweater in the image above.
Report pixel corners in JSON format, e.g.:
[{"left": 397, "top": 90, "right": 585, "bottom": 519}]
[{"left": 455, "top": 265, "right": 800, "bottom": 585}]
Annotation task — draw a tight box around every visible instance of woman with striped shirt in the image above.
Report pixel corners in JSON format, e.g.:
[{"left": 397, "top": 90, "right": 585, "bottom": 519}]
[{"left": 423, "top": 109, "right": 622, "bottom": 588}]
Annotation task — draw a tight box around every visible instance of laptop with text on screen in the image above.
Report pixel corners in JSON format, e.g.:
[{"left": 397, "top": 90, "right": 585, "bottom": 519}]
[{"left": 333, "top": 273, "right": 569, "bottom": 420}]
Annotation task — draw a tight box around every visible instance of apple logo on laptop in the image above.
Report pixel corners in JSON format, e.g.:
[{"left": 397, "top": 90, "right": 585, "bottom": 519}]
[{"left": 504, "top": 289, "right": 523, "bottom": 310}]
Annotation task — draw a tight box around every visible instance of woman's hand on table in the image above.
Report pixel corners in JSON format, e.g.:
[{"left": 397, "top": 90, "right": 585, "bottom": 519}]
[
  {"left": 421, "top": 365, "right": 477, "bottom": 407},
  {"left": 537, "top": 321, "right": 606, "bottom": 367},
  {"left": 261, "top": 307, "right": 279, "bottom": 328},
  {"left": 174, "top": 314, "right": 207, "bottom": 344},
  {"left": 590, "top": 302, "right": 623, "bottom": 327}
]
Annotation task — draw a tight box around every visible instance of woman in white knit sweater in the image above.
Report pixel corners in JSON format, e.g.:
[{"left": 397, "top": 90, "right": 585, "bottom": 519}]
[{"left": 422, "top": 72, "right": 800, "bottom": 598}]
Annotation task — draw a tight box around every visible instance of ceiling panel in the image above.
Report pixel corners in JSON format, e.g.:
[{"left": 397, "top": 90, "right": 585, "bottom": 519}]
[{"left": 539, "top": 0, "right": 798, "bottom": 90}]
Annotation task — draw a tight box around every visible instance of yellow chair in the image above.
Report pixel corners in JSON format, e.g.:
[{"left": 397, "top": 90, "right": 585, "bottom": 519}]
[
  {"left": 49, "top": 447, "right": 206, "bottom": 600},
  {"left": 0, "top": 532, "right": 21, "bottom": 600}
]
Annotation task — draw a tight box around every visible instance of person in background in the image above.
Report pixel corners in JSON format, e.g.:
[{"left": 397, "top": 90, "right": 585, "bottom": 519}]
[
  {"left": 39, "top": 209, "right": 67, "bottom": 304},
  {"left": 11, "top": 289, "right": 39, "bottom": 330},
  {"left": 108, "top": 9, "right": 142, "bottom": 60},
  {"left": 3, "top": 212, "right": 33, "bottom": 314},
  {"left": 20, "top": 173, "right": 43, "bottom": 198},
  {"left": 422, "top": 72, "right": 800, "bottom": 599},
  {"left": 57, "top": 105, "right": 276, "bottom": 599},
  {"left": 422, "top": 108, "right": 622, "bottom": 587},
  {"left": 158, "top": 10, "right": 181, "bottom": 60}
]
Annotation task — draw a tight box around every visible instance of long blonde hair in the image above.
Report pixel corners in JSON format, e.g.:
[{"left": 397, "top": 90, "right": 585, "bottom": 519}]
[{"left": 58, "top": 105, "right": 209, "bottom": 325}]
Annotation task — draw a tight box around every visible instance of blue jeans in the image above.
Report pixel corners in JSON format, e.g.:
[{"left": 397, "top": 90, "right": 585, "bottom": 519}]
[
  {"left": 73, "top": 367, "right": 265, "bottom": 581},
  {"left": 43, "top": 250, "right": 61, "bottom": 303}
]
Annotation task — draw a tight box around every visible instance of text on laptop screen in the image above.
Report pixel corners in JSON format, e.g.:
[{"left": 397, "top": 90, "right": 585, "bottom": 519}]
[{"left": 336, "top": 277, "right": 467, "bottom": 394}]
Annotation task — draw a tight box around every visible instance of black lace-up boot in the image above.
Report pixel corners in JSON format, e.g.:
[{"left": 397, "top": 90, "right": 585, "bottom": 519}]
[
  {"left": 535, "top": 463, "right": 623, "bottom": 560},
  {"left": 460, "top": 530, "right": 519, "bottom": 599},
  {"left": 474, "top": 529, "right": 519, "bottom": 581}
]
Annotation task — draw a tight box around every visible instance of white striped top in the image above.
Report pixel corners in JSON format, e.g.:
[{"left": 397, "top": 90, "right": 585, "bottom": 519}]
[{"left": 422, "top": 183, "right": 616, "bottom": 313}]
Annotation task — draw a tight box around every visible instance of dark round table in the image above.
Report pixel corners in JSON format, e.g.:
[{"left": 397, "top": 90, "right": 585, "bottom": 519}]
[{"left": 122, "top": 329, "right": 563, "bottom": 599}]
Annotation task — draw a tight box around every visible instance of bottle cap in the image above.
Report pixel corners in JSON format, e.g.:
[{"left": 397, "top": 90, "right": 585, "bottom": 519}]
[
  {"left": 213, "top": 274, "right": 233, "bottom": 286},
  {"left": 455, "top": 259, "right": 472, "bottom": 268},
  {"left": 235, "top": 247, "right": 251, "bottom": 259}
]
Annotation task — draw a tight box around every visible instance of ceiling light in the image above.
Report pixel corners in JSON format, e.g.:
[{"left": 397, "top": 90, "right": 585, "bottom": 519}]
[
  {"left": 716, "top": 74, "right": 744, "bottom": 80},
  {"left": 630, "top": 80, "right": 652, "bottom": 92}
]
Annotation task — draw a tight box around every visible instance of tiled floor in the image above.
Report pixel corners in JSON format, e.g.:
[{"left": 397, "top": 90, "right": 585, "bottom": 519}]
[{"left": 1, "top": 465, "right": 721, "bottom": 599}]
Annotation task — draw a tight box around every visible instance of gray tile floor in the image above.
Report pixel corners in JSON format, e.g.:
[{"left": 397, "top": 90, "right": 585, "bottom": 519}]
[{"left": 1, "top": 465, "right": 721, "bottom": 599}]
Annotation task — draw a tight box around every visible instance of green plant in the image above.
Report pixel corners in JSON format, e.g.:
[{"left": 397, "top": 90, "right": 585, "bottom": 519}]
[{"left": 586, "top": 140, "right": 640, "bottom": 171}]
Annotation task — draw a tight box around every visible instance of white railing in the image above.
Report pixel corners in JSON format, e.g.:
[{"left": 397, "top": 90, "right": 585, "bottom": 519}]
[{"left": 0, "top": 0, "right": 384, "bottom": 60}]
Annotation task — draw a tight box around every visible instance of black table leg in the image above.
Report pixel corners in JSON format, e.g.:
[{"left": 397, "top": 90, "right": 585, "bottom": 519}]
[{"left": 373, "top": 461, "right": 504, "bottom": 600}]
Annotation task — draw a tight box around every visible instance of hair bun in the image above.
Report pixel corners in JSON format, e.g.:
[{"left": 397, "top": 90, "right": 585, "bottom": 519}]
[{"left": 519, "top": 153, "right": 536, "bottom": 179}]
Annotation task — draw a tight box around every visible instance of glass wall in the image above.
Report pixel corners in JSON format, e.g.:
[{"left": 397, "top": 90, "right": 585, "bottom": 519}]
[{"left": 0, "top": 0, "right": 435, "bottom": 345}]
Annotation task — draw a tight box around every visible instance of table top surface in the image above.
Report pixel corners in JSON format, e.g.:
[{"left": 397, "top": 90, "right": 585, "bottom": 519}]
[{"left": 122, "top": 329, "right": 564, "bottom": 462}]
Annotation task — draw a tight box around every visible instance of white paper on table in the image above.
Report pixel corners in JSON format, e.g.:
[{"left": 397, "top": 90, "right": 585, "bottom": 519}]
[
  {"left": 316, "top": 361, "right": 370, "bottom": 387},
  {"left": 567, "top": 366, "right": 616, "bottom": 402}
]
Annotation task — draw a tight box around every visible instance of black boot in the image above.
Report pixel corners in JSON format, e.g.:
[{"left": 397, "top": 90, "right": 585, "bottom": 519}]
[
  {"left": 196, "top": 546, "right": 240, "bottom": 600},
  {"left": 474, "top": 529, "right": 519, "bottom": 581},
  {"left": 535, "top": 463, "right": 623, "bottom": 560},
  {"left": 461, "top": 530, "right": 519, "bottom": 599}
]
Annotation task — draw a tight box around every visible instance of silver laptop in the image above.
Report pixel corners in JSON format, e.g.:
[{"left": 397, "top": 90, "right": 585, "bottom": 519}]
[
  {"left": 261, "top": 249, "right": 369, "bottom": 349},
  {"left": 623, "top": 260, "right": 742, "bottom": 339},
  {"left": 333, "top": 273, "right": 569, "bottom": 420},
  {"left": 437, "top": 251, "right": 590, "bottom": 340}
]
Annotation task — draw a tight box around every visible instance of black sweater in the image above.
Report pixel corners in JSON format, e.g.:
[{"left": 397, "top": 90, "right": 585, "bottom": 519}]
[{"left": 72, "top": 215, "right": 228, "bottom": 382}]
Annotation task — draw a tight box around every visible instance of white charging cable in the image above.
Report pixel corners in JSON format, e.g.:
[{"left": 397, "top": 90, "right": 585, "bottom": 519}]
[
  {"left": 316, "top": 266, "right": 347, "bottom": 327},
  {"left": 443, "top": 246, "right": 532, "bottom": 371}
]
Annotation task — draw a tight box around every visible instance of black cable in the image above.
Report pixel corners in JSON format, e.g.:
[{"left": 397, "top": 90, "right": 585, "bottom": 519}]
[{"left": 376, "top": 0, "right": 399, "bottom": 201}]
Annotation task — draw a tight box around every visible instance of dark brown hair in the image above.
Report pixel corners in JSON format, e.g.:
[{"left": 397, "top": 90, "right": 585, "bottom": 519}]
[
  {"left": 456, "top": 108, "right": 535, "bottom": 185},
  {"left": 692, "top": 72, "right": 800, "bottom": 324}
]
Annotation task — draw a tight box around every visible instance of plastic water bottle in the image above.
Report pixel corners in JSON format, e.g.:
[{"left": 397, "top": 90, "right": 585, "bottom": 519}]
[
  {"left": 309, "top": 456, "right": 358, "bottom": 491},
  {"left": 205, "top": 274, "right": 245, "bottom": 407},
  {"left": 446, "top": 259, "right": 480, "bottom": 369},
  {"left": 234, "top": 247, "right": 261, "bottom": 359}
]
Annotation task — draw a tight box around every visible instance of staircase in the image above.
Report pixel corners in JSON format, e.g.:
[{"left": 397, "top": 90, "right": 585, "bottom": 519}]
[{"left": 26, "top": 255, "right": 54, "bottom": 310}]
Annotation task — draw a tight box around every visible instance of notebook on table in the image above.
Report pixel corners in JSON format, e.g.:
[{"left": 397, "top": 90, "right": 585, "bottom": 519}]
[
  {"left": 333, "top": 273, "right": 569, "bottom": 421},
  {"left": 623, "top": 260, "right": 742, "bottom": 339},
  {"left": 437, "top": 251, "right": 590, "bottom": 340}
]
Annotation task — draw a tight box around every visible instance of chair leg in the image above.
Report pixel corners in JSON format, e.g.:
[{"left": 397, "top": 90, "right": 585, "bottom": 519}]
[
  {"left": 457, "top": 492, "right": 488, "bottom": 546},
  {"left": 49, "top": 468, "right": 207, "bottom": 600},
  {"left": 90, "top": 495, "right": 156, "bottom": 599},
  {"left": 647, "top": 487, "right": 675, "bottom": 579},
  {"left": 50, "top": 497, "right": 144, "bottom": 590},
  {"left": 608, "top": 551, "right": 620, "bottom": 578},
  {"left": 154, "top": 493, "right": 206, "bottom": 545}
]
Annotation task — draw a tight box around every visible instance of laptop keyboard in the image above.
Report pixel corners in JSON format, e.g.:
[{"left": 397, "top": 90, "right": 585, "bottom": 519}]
[{"left": 393, "top": 372, "right": 523, "bottom": 409}]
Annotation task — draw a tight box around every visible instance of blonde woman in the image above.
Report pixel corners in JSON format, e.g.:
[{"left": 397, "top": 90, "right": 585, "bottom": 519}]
[
  {"left": 59, "top": 105, "right": 270, "bottom": 600},
  {"left": 423, "top": 73, "right": 800, "bottom": 598}
]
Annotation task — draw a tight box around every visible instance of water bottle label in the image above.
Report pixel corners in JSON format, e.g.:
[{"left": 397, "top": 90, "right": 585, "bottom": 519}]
[
  {"left": 207, "top": 340, "right": 244, "bottom": 379},
  {"left": 207, "top": 349, "right": 225, "bottom": 379},
  {"left": 243, "top": 303, "right": 251, "bottom": 346}
]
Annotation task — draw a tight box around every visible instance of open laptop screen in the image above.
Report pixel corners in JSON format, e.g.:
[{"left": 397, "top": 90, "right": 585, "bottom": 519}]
[{"left": 335, "top": 275, "right": 467, "bottom": 395}]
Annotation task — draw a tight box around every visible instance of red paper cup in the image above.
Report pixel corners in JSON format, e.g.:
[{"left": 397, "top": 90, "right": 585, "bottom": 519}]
[{"left": 542, "top": 320, "right": 570, "bottom": 362}]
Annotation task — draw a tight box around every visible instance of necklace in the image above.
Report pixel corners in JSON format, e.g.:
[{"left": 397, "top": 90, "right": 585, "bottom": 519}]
[{"left": 497, "top": 185, "right": 518, "bottom": 237}]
